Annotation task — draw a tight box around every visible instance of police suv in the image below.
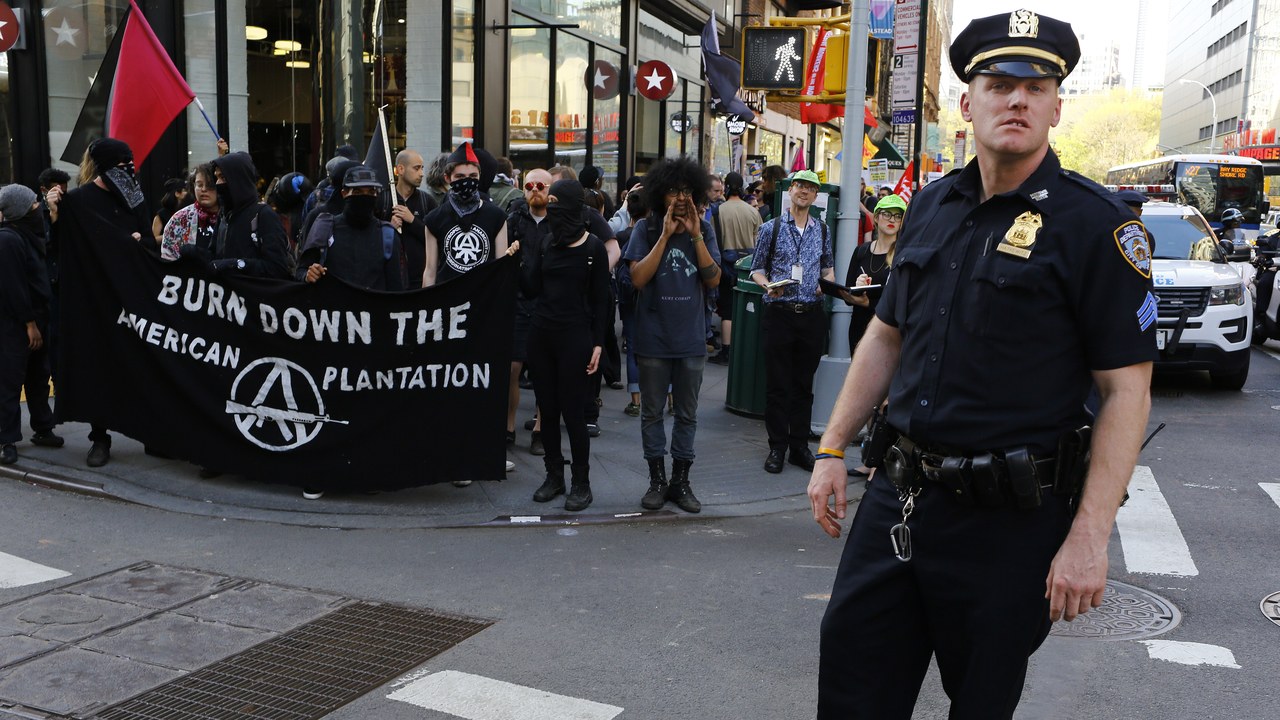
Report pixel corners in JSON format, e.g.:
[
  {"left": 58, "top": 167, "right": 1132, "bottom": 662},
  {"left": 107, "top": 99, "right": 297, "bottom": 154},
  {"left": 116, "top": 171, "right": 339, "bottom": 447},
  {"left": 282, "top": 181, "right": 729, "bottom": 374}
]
[{"left": 1140, "top": 201, "right": 1252, "bottom": 390}]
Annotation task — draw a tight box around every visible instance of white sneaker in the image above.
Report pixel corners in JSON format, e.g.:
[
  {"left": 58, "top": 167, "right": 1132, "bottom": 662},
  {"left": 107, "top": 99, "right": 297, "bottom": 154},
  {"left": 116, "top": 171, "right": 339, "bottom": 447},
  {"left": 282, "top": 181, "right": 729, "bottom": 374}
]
[
  {"left": 505, "top": 460, "right": 515, "bottom": 472},
  {"left": 301, "top": 487, "right": 324, "bottom": 500},
  {"left": 452, "top": 480, "right": 472, "bottom": 487}
]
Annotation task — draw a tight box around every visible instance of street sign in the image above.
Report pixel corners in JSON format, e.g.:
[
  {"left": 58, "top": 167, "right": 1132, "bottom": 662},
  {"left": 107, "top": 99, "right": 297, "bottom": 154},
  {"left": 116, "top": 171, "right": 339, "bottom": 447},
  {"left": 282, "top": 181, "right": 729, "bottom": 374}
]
[
  {"left": 584, "top": 59, "right": 621, "bottom": 101},
  {"left": 726, "top": 115, "right": 748, "bottom": 136},
  {"left": 0, "top": 3, "right": 20, "bottom": 53},
  {"left": 892, "top": 109, "right": 916, "bottom": 125},
  {"left": 891, "top": 0, "right": 921, "bottom": 125},
  {"left": 741, "top": 27, "right": 807, "bottom": 91},
  {"left": 636, "top": 59, "right": 677, "bottom": 101}
]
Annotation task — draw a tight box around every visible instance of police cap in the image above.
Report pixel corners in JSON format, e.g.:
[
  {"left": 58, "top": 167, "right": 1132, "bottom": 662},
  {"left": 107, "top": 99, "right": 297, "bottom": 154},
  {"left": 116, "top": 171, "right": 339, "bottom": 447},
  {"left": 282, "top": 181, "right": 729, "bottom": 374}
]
[{"left": 949, "top": 9, "right": 1080, "bottom": 82}]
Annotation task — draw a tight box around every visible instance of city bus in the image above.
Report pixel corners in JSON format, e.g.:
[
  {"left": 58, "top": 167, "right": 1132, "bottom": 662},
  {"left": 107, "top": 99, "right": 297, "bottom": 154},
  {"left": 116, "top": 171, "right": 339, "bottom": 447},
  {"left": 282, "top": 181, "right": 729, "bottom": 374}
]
[{"left": 1105, "top": 154, "right": 1269, "bottom": 238}]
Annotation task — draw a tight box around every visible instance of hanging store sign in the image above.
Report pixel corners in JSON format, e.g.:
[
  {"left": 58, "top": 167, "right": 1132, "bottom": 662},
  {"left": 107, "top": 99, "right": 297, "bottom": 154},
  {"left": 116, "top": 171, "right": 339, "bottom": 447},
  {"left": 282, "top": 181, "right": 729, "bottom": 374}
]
[
  {"left": 585, "top": 59, "right": 622, "bottom": 101},
  {"left": 0, "top": 3, "right": 21, "bottom": 53},
  {"left": 636, "top": 59, "right": 678, "bottom": 101},
  {"left": 670, "top": 112, "right": 692, "bottom": 133},
  {"left": 726, "top": 115, "right": 748, "bottom": 136}
]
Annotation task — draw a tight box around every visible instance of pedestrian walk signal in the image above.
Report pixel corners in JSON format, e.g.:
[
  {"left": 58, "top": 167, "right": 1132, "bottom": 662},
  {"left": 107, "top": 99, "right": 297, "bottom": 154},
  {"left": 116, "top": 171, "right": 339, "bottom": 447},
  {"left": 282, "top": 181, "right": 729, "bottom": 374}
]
[{"left": 741, "top": 27, "right": 807, "bottom": 91}]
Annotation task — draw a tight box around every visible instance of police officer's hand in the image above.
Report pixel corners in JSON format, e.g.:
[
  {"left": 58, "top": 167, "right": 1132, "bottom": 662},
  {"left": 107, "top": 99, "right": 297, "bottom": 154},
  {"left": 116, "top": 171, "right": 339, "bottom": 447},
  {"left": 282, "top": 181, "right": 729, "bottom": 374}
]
[
  {"left": 304, "top": 263, "right": 326, "bottom": 283},
  {"left": 1045, "top": 527, "right": 1109, "bottom": 622},
  {"left": 808, "top": 458, "right": 849, "bottom": 538},
  {"left": 26, "top": 322, "right": 42, "bottom": 351},
  {"left": 586, "top": 346, "right": 602, "bottom": 375}
]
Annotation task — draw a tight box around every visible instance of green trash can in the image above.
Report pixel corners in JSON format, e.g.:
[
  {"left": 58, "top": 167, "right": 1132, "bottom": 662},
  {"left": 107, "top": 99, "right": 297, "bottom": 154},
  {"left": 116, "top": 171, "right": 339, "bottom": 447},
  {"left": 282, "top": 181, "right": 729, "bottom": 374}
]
[{"left": 725, "top": 254, "right": 766, "bottom": 417}]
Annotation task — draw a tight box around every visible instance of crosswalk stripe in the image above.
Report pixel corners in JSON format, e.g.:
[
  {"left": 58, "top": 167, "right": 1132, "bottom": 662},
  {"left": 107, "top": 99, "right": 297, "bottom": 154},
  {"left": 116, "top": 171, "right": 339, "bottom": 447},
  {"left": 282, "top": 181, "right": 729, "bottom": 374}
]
[
  {"left": 1114, "top": 466, "right": 1199, "bottom": 577},
  {"left": 0, "top": 551, "right": 70, "bottom": 589},
  {"left": 387, "top": 670, "right": 623, "bottom": 720},
  {"left": 1138, "top": 640, "right": 1240, "bottom": 669},
  {"left": 1259, "top": 483, "right": 1280, "bottom": 511}
]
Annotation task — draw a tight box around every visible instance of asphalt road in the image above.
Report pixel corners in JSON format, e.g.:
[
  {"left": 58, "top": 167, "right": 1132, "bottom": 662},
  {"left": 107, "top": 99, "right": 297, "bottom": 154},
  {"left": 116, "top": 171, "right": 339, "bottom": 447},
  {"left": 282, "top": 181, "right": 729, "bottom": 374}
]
[{"left": 2, "top": 346, "right": 1279, "bottom": 719}]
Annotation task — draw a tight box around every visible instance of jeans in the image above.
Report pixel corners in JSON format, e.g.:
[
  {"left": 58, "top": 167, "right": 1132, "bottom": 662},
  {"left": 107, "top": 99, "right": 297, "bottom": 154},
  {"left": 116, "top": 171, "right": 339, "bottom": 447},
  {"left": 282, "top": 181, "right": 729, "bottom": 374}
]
[
  {"left": 619, "top": 301, "right": 640, "bottom": 394},
  {"left": 637, "top": 355, "right": 705, "bottom": 461}
]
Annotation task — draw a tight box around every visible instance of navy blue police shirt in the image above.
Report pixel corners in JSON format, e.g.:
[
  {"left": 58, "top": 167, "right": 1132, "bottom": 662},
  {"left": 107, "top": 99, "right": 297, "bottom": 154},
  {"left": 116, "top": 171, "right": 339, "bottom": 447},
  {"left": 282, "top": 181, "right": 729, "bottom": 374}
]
[{"left": 875, "top": 150, "right": 1157, "bottom": 455}]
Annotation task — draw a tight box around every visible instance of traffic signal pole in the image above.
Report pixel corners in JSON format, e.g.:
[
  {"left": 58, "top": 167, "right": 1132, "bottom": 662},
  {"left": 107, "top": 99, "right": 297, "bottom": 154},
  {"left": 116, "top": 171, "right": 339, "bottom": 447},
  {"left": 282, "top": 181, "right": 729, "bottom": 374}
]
[{"left": 810, "top": 0, "right": 871, "bottom": 434}]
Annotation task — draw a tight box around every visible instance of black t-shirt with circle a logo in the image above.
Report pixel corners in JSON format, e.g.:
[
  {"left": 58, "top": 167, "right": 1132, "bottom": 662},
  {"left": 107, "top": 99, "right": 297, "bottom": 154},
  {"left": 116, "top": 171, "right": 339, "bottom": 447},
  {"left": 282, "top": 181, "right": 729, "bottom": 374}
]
[{"left": 424, "top": 199, "right": 508, "bottom": 285}]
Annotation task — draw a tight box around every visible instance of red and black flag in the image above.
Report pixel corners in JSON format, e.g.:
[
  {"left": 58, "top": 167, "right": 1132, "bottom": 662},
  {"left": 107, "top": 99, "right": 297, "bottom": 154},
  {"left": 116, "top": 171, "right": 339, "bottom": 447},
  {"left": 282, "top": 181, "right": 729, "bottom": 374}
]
[{"left": 60, "top": 0, "right": 195, "bottom": 168}]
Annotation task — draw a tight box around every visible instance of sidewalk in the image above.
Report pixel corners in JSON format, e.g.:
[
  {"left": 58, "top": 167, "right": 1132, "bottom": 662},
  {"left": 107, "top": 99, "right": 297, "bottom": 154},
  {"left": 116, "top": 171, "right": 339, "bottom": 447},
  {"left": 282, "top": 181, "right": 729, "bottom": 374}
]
[{"left": 0, "top": 363, "right": 864, "bottom": 529}]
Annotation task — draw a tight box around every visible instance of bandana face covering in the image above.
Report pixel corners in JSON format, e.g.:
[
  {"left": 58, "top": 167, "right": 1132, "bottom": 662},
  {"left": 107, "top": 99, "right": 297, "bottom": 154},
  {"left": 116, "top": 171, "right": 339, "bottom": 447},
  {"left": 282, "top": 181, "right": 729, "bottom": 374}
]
[
  {"left": 450, "top": 176, "right": 481, "bottom": 202},
  {"left": 103, "top": 163, "right": 145, "bottom": 210}
]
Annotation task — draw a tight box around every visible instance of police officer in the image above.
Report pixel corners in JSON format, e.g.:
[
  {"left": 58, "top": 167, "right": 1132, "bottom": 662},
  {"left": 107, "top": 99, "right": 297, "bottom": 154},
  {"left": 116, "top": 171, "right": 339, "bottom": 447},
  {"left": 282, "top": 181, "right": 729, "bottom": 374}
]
[
  {"left": 807, "top": 11, "right": 1156, "bottom": 718},
  {"left": 749, "top": 169, "right": 835, "bottom": 474}
]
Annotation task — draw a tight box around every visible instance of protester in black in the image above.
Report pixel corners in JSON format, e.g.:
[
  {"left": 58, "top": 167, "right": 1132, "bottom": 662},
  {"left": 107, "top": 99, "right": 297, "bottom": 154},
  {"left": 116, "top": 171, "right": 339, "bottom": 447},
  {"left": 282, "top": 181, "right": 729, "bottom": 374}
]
[
  {"left": 423, "top": 142, "right": 509, "bottom": 287},
  {"left": 522, "top": 179, "right": 611, "bottom": 511},
  {"left": 299, "top": 165, "right": 405, "bottom": 291},
  {"left": 506, "top": 168, "right": 553, "bottom": 447},
  {"left": 182, "top": 152, "right": 291, "bottom": 279},
  {"left": 0, "top": 186, "right": 61, "bottom": 465},
  {"left": 47, "top": 138, "right": 152, "bottom": 467},
  {"left": 267, "top": 171, "right": 313, "bottom": 254},
  {"left": 392, "top": 149, "right": 438, "bottom": 289}
]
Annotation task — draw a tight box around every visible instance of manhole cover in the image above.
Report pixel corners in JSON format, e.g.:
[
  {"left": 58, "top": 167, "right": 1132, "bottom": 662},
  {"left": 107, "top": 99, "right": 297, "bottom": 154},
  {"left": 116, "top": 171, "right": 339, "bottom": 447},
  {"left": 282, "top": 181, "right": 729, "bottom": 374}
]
[
  {"left": 1262, "top": 591, "right": 1280, "bottom": 627},
  {"left": 1050, "top": 580, "right": 1180, "bottom": 640}
]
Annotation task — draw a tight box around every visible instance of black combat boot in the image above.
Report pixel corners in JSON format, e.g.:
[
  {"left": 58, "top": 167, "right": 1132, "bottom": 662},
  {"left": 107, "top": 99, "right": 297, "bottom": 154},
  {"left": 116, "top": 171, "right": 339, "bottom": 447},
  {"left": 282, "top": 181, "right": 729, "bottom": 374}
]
[
  {"left": 532, "top": 458, "right": 566, "bottom": 503},
  {"left": 666, "top": 458, "right": 702, "bottom": 513},
  {"left": 564, "top": 464, "right": 593, "bottom": 511},
  {"left": 641, "top": 457, "right": 668, "bottom": 510}
]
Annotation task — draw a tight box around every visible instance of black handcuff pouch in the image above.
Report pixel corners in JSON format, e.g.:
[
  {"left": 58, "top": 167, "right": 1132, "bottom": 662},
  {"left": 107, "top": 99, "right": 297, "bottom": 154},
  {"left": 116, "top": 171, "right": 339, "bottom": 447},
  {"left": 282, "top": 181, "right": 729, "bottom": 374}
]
[
  {"left": 1005, "top": 447, "right": 1042, "bottom": 510},
  {"left": 934, "top": 456, "right": 974, "bottom": 506},
  {"left": 861, "top": 408, "right": 898, "bottom": 469},
  {"left": 1054, "top": 426, "right": 1092, "bottom": 496},
  {"left": 969, "top": 454, "right": 1003, "bottom": 507},
  {"left": 884, "top": 444, "right": 917, "bottom": 494}
]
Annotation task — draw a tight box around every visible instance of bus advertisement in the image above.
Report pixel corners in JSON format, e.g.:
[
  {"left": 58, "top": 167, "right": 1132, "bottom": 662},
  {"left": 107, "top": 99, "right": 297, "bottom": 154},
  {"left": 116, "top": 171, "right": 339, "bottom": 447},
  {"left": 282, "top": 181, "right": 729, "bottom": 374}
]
[{"left": 1105, "top": 154, "right": 1269, "bottom": 238}]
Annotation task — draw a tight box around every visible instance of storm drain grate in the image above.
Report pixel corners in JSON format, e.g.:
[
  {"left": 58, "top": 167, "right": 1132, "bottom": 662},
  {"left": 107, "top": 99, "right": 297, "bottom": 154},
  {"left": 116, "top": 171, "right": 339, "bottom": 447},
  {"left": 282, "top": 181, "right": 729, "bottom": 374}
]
[
  {"left": 94, "top": 601, "right": 492, "bottom": 719},
  {"left": 1050, "top": 580, "right": 1180, "bottom": 640}
]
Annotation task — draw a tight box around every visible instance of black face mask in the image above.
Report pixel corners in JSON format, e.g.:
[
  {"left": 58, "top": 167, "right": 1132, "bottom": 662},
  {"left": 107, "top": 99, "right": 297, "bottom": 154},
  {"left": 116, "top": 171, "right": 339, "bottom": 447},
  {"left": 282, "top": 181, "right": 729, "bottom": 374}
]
[
  {"left": 342, "top": 195, "right": 377, "bottom": 227},
  {"left": 450, "top": 176, "right": 481, "bottom": 203},
  {"left": 215, "top": 183, "right": 233, "bottom": 211},
  {"left": 103, "top": 163, "right": 144, "bottom": 210},
  {"left": 13, "top": 213, "right": 46, "bottom": 240},
  {"left": 546, "top": 206, "right": 585, "bottom": 246}
]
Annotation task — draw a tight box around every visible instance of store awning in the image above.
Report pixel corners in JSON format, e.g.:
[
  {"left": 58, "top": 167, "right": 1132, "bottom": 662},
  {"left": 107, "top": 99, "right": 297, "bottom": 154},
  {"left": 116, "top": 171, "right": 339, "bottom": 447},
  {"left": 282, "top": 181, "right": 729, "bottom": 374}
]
[{"left": 873, "top": 137, "right": 907, "bottom": 170}]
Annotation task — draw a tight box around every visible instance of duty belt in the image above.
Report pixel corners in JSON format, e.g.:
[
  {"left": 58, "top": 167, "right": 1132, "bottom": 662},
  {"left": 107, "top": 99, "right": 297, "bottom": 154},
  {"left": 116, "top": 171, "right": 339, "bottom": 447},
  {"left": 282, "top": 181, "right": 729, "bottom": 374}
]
[
  {"left": 768, "top": 301, "right": 823, "bottom": 313},
  {"left": 885, "top": 434, "right": 1060, "bottom": 510}
]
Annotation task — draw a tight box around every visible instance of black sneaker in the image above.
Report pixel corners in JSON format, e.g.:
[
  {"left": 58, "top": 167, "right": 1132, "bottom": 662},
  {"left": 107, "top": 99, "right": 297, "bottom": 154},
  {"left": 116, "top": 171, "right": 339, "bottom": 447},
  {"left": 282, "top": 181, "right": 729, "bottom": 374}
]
[
  {"left": 586, "top": 423, "right": 601, "bottom": 438},
  {"left": 1, "top": 444, "right": 16, "bottom": 465},
  {"left": 301, "top": 487, "right": 324, "bottom": 499},
  {"left": 86, "top": 441, "right": 111, "bottom": 468},
  {"left": 529, "top": 431, "right": 545, "bottom": 456},
  {"left": 30, "top": 431, "right": 64, "bottom": 448},
  {"left": 506, "top": 430, "right": 516, "bottom": 445}
]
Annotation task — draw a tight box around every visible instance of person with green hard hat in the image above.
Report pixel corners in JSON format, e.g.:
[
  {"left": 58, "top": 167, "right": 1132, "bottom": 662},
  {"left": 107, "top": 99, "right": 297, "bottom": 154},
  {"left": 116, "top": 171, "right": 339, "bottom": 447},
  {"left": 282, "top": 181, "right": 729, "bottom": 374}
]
[{"left": 748, "top": 168, "right": 836, "bottom": 474}]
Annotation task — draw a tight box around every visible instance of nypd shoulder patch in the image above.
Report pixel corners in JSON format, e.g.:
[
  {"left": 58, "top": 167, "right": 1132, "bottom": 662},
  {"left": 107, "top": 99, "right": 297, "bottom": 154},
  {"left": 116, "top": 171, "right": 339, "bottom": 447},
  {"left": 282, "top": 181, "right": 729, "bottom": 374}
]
[{"left": 1114, "top": 221, "right": 1152, "bottom": 278}]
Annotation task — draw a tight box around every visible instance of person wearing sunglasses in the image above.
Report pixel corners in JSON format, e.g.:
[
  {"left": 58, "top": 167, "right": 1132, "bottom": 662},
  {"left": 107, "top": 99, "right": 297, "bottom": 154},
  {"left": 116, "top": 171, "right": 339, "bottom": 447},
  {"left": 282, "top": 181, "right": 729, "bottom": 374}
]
[{"left": 506, "top": 169, "right": 554, "bottom": 454}]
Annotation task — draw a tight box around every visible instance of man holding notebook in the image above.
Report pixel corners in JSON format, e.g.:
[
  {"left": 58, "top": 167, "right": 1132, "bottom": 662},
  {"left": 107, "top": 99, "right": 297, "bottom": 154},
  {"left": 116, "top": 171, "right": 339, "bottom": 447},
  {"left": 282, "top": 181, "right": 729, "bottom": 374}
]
[{"left": 749, "top": 169, "right": 835, "bottom": 474}]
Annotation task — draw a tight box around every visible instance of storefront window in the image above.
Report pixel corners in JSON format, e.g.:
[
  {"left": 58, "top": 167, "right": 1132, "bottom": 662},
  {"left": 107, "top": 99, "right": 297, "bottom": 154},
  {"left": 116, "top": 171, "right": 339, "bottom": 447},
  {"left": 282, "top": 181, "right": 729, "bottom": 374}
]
[
  {"left": 554, "top": 31, "right": 588, "bottom": 167},
  {"left": 635, "top": 86, "right": 661, "bottom": 173},
  {"left": 0, "top": 54, "right": 11, "bottom": 183},
  {"left": 593, "top": 46, "right": 623, "bottom": 200},
  {"left": 513, "top": 0, "right": 622, "bottom": 46},
  {"left": 452, "top": 0, "right": 476, "bottom": 146},
  {"left": 508, "top": 26, "right": 551, "bottom": 172},
  {"left": 44, "top": 0, "right": 130, "bottom": 178},
  {"left": 758, "top": 129, "right": 784, "bottom": 167}
]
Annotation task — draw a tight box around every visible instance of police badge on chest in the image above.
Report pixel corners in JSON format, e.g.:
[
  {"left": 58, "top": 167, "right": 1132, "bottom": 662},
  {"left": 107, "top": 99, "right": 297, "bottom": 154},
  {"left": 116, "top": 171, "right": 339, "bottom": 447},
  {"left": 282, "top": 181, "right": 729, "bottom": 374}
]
[{"left": 996, "top": 211, "right": 1042, "bottom": 259}]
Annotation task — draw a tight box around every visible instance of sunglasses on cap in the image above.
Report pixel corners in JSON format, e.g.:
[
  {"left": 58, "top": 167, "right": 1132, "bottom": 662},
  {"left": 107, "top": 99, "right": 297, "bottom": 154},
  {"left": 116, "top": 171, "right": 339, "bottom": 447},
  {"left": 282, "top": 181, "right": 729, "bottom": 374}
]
[{"left": 524, "top": 181, "right": 547, "bottom": 191}]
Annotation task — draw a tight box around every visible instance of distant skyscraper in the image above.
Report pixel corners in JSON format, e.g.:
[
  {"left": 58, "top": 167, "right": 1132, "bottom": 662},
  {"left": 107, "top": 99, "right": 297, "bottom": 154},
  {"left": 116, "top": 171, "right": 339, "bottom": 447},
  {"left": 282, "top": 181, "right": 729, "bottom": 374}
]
[{"left": 1132, "top": 0, "right": 1169, "bottom": 91}]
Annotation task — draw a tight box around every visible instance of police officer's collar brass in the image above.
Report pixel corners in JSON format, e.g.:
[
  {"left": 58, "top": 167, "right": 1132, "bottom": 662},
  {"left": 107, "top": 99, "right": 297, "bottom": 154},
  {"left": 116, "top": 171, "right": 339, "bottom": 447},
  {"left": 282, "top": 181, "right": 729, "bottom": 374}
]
[{"left": 997, "top": 211, "right": 1042, "bottom": 258}]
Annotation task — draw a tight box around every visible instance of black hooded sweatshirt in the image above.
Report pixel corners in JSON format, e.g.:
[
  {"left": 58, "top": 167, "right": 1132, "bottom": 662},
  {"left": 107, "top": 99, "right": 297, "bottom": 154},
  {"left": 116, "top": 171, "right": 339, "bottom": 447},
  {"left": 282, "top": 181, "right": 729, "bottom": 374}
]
[{"left": 208, "top": 152, "right": 291, "bottom": 279}]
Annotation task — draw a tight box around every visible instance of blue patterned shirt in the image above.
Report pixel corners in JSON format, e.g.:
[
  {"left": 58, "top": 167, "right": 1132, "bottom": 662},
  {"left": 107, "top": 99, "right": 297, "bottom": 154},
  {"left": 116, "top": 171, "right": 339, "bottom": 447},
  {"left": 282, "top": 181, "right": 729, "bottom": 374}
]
[{"left": 749, "top": 211, "right": 833, "bottom": 303}]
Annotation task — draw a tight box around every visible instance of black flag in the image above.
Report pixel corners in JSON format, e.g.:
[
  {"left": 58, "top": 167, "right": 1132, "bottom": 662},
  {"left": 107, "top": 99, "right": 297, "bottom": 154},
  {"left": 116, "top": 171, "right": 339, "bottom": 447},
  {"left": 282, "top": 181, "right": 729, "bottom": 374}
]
[{"left": 701, "top": 13, "right": 756, "bottom": 122}]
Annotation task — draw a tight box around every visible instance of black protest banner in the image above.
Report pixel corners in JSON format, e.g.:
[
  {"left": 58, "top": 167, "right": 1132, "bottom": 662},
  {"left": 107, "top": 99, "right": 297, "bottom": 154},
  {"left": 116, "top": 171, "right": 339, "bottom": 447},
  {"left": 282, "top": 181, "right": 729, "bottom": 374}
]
[{"left": 56, "top": 222, "right": 516, "bottom": 491}]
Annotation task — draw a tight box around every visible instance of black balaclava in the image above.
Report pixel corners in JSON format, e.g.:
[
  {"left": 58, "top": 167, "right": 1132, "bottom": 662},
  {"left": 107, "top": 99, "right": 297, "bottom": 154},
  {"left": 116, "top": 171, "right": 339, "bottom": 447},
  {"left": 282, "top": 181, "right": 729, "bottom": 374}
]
[
  {"left": 545, "top": 179, "right": 587, "bottom": 246},
  {"left": 343, "top": 194, "right": 377, "bottom": 227},
  {"left": 90, "top": 138, "right": 144, "bottom": 210}
]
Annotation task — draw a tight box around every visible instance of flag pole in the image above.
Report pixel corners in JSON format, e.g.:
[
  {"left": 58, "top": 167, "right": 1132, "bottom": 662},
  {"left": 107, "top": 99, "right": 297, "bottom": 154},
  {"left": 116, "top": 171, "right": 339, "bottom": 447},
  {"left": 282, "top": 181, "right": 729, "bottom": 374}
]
[
  {"left": 192, "top": 96, "right": 222, "bottom": 145},
  {"left": 378, "top": 104, "right": 394, "bottom": 197}
]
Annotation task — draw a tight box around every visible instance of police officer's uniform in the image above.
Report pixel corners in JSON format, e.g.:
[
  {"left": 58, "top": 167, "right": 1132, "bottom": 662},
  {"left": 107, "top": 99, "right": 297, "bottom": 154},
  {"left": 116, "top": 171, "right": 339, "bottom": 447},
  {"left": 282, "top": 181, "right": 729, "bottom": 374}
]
[{"left": 817, "top": 11, "right": 1158, "bottom": 719}]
